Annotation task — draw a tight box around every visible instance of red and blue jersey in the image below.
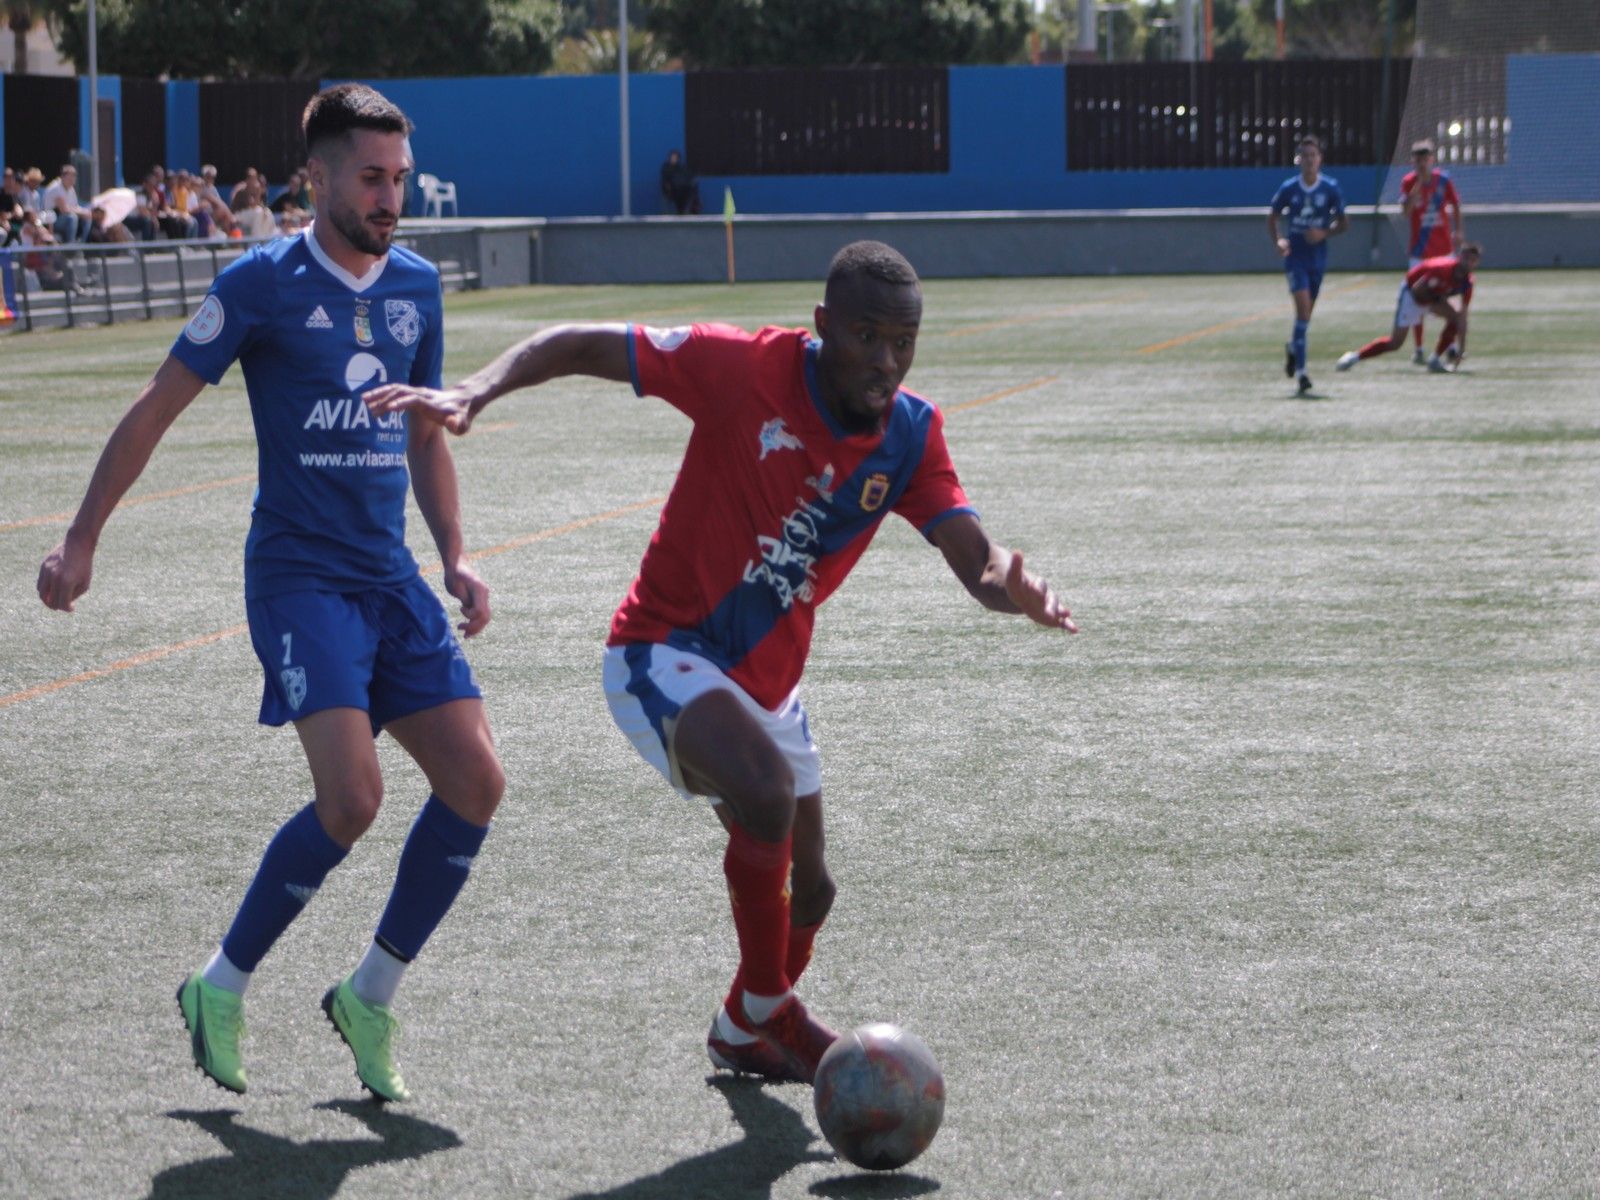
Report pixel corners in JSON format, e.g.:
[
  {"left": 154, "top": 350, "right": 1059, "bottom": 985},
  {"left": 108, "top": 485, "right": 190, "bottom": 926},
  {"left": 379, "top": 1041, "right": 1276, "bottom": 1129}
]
[
  {"left": 611, "top": 323, "right": 975, "bottom": 710},
  {"left": 1406, "top": 254, "right": 1473, "bottom": 305},
  {"left": 1400, "top": 169, "right": 1461, "bottom": 260}
]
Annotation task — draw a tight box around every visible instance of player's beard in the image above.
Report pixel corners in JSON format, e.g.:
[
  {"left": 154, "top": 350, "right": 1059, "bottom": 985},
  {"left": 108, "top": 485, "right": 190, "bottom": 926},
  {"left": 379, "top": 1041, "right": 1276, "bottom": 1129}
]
[{"left": 328, "top": 199, "right": 396, "bottom": 258}]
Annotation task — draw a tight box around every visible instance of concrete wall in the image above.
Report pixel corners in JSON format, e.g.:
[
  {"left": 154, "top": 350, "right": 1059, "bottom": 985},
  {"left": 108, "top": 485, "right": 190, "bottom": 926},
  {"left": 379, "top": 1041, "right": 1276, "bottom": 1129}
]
[{"left": 531, "top": 205, "right": 1600, "bottom": 285}]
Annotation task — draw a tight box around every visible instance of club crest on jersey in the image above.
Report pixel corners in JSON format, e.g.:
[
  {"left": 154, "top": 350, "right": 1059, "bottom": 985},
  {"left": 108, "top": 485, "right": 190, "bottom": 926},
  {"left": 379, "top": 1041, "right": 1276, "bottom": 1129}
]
[
  {"left": 280, "top": 666, "right": 307, "bottom": 710},
  {"left": 860, "top": 472, "right": 891, "bottom": 512},
  {"left": 354, "top": 302, "right": 374, "bottom": 347},
  {"left": 759, "top": 417, "right": 804, "bottom": 460},
  {"left": 385, "top": 300, "right": 421, "bottom": 347}
]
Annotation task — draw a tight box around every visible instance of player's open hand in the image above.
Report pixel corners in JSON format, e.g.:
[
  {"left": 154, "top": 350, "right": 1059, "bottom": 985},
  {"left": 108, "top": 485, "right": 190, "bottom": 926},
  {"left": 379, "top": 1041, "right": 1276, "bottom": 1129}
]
[
  {"left": 444, "top": 560, "right": 492, "bottom": 637},
  {"left": 365, "top": 384, "right": 477, "bottom": 436},
  {"left": 1005, "top": 551, "right": 1078, "bottom": 633},
  {"left": 37, "top": 535, "right": 93, "bottom": 612}
]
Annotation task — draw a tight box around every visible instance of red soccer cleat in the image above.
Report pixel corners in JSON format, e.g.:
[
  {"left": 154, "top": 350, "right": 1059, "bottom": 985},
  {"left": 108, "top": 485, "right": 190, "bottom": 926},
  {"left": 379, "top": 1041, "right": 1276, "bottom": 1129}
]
[
  {"left": 747, "top": 994, "right": 839, "bottom": 1085},
  {"left": 706, "top": 1010, "right": 806, "bottom": 1082}
]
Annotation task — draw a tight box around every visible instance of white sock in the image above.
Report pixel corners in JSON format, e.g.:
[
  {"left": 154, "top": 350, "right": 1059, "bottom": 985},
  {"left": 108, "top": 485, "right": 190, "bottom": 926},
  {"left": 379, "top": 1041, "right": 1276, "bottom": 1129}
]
[
  {"left": 741, "top": 988, "right": 793, "bottom": 1026},
  {"left": 350, "top": 940, "right": 407, "bottom": 1008},
  {"left": 200, "top": 946, "right": 251, "bottom": 996},
  {"left": 716, "top": 1007, "right": 760, "bottom": 1045}
]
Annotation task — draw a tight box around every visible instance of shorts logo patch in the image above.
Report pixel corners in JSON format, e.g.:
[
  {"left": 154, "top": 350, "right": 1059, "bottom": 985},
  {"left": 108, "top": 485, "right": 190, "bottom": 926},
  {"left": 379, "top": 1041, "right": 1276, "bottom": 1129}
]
[
  {"left": 280, "top": 666, "right": 308, "bottom": 710},
  {"left": 185, "top": 295, "right": 225, "bottom": 344},
  {"left": 859, "top": 472, "right": 891, "bottom": 512},
  {"left": 385, "top": 300, "right": 421, "bottom": 347}
]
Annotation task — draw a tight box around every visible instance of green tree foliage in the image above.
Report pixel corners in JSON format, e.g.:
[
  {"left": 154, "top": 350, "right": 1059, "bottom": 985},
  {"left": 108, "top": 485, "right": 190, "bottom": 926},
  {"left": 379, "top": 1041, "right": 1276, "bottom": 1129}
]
[
  {"left": 551, "top": 26, "right": 674, "bottom": 73},
  {"left": 644, "top": 0, "right": 1032, "bottom": 68},
  {"left": 50, "top": 0, "right": 561, "bottom": 77},
  {"left": 1244, "top": 0, "right": 1416, "bottom": 58},
  {"left": 7, "top": 0, "right": 75, "bottom": 74}
]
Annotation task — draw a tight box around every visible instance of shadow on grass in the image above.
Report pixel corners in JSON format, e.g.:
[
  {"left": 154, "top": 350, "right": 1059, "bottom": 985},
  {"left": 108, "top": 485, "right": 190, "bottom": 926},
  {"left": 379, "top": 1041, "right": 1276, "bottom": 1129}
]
[
  {"left": 809, "top": 1174, "right": 941, "bottom": 1199},
  {"left": 147, "top": 1099, "right": 461, "bottom": 1200},
  {"left": 566, "top": 1076, "right": 838, "bottom": 1200}
]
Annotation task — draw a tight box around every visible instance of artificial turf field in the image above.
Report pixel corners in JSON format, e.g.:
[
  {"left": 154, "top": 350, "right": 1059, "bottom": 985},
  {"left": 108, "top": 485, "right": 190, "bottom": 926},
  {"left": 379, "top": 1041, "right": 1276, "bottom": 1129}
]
[{"left": 2, "top": 269, "right": 1597, "bottom": 1199}]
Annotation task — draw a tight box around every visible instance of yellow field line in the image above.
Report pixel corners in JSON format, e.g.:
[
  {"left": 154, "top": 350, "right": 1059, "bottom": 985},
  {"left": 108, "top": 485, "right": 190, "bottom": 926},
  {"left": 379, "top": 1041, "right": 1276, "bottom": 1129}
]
[
  {"left": 936, "top": 294, "right": 1149, "bottom": 341},
  {"left": 0, "top": 624, "right": 250, "bottom": 710},
  {"left": 4, "top": 371, "right": 1046, "bottom": 710},
  {"left": 0, "top": 473, "right": 258, "bottom": 533},
  {"left": 947, "top": 376, "right": 1059, "bottom": 413},
  {"left": 1136, "top": 278, "right": 1376, "bottom": 354}
]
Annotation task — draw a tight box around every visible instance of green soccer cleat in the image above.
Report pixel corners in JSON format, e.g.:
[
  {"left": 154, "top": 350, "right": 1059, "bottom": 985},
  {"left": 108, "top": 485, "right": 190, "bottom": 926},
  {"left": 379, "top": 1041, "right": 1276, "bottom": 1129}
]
[
  {"left": 321, "top": 977, "right": 411, "bottom": 1103},
  {"left": 176, "top": 971, "right": 248, "bottom": 1094}
]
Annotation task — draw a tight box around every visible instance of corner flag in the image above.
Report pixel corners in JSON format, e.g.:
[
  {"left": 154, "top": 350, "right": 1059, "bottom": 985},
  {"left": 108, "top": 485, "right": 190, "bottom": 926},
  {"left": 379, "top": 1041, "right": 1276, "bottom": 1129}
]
[{"left": 723, "top": 188, "right": 737, "bottom": 284}]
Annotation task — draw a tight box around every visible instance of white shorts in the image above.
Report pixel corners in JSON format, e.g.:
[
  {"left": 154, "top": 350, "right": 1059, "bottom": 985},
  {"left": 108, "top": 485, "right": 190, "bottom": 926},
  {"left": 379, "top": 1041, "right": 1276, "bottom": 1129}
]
[
  {"left": 1393, "top": 279, "right": 1425, "bottom": 331},
  {"left": 602, "top": 643, "right": 822, "bottom": 802}
]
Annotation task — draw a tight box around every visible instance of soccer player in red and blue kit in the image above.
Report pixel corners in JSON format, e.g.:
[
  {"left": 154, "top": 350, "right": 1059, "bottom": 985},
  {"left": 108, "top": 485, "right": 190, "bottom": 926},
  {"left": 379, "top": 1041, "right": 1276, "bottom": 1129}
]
[
  {"left": 38, "top": 85, "right": 504, "bottom": 1103},
  {"left": 1399, "top": 139, "right": 1466, "bottom": 364},
  {"left": 1337, "top": 243, "right": 1481, "bottom": 374},
  {"left": 366, "top": 241, "right": 1077, "bottom": 1083}
]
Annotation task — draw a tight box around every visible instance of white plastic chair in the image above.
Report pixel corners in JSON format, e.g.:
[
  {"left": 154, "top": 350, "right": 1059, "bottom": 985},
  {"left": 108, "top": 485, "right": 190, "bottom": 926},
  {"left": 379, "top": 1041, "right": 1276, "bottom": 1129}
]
[{"left": 416, "top": 172, "right": 459, "bottom": 218}]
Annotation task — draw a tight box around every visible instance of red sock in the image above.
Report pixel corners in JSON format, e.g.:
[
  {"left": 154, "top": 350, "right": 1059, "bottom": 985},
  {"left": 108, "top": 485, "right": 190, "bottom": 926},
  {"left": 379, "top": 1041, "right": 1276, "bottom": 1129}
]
[
  {"left": 1412, "top": 323, "right": 1424, "bottom": 348},
  {"left": 723, "top": 919, "right": 823, "bottom": 1031},
  {"left": 1358, "top": 337, "right": 1395, "bottom": 361},
  {"left": 1434, "top": 324, "right": 1457, "bottom": 356},
  {"left": 786, "top": 920, "right": 822, "bottom": 985},
  {"left": 723, "top": 826, "right": 792, "bottom": 1004}
]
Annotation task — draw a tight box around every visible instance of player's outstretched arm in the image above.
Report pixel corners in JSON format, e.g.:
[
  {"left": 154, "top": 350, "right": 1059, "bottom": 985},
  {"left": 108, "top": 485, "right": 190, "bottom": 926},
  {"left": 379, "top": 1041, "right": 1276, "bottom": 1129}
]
[
  {"left": 364, "top": 323, "right": 631, "bottom": 435},
  {"left": 929, "top": 513, "right": 1077, "bottom": 633},
  {"left": 37, "top": 355, "right": 207, "bottom": 612},
  {"left": 407, "top": 418, "right": 490, "bottom": 637}
]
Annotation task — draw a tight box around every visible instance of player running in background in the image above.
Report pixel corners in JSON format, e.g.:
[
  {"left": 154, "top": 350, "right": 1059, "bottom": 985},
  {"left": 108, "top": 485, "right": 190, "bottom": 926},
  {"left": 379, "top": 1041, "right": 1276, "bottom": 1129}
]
[
  {"left": 1337, "top": 243, "right": 1481, "bottom": 374},
  {"left": 1267, "top": 134, "right": 1350, "bottom": 396},
  {"left": 1399, "top": 139, "right": 1466, "bottom": 365},
  {"left": 36, "top": 84, "right": 504, "bottom": 1104},
  {"left": 365, "top": 241, "right": 1077, "bottom": 1085}
]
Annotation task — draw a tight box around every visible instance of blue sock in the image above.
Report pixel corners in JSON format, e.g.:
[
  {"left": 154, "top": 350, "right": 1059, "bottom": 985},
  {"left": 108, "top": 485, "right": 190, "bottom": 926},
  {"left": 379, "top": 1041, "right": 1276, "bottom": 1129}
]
[
  {"left": 221, "top": 803, "right": 348, "bottom": 972},
  {"left": 1292, "top": 319, "right": 1310, "bottom": 374},
  {"left": 374, "top": 795, "right": 490, "bottom": 962}
]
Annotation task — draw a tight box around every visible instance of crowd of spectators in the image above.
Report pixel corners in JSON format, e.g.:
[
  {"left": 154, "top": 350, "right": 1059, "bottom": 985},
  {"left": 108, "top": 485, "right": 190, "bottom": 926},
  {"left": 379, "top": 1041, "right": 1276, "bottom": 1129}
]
[{"left": 4, "top": 160, "right": 317, "bottom": 265}]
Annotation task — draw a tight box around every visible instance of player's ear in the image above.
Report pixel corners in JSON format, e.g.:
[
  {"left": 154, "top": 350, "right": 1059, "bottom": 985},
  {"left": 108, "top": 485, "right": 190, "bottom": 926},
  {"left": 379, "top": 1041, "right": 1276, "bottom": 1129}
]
[{"left": 813, "top": 302, "right": 829, "bottom": 342}]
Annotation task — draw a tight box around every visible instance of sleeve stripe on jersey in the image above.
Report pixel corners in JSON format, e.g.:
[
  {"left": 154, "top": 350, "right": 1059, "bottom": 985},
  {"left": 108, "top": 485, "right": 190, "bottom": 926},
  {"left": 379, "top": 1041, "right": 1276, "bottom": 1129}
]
[
  {"left": 920, "top": 506, "right": 980, "bottom": 541},
  {"left": 625, "top": 324, "right": 644, "bottom": 398}
]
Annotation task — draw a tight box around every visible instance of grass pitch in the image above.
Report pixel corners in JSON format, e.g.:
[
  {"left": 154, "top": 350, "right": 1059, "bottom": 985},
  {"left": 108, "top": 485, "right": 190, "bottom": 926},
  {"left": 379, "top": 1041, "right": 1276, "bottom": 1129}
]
[{"left": 2, "top": 270, "right": 1598, "bottom": 1198}]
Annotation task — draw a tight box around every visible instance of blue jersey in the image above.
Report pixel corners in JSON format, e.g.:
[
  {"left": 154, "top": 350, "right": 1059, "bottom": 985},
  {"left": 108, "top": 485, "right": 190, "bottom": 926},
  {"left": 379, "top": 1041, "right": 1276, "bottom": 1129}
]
[
  {"left": 1270, "top": 173, "right": 1346, "bottom": 265},
  {"left": 171, "top": 229, "right": 445, "bottom": 600}
]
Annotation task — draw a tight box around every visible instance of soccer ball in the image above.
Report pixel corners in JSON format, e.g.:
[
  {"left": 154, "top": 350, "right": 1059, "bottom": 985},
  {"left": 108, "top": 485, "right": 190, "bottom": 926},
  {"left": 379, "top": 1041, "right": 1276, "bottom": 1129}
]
[{"left": 813, "top": 1023, "right": 945, "bottom": 1171}]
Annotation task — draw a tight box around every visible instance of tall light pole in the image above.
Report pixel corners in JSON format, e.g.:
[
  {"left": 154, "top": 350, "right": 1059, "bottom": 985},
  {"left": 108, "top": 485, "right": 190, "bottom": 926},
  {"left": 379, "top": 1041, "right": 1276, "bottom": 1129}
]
[
  {"left": 88, "top": 0, "right": 100, "bottom": 193},
  {"left": 619, "top": 0, "right": 631, "bottom": 217}
]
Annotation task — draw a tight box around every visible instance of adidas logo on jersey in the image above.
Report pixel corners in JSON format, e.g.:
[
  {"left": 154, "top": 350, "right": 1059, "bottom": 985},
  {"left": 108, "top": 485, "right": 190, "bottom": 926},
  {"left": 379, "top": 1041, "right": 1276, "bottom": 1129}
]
[{"left": 305, "top": 305, "right": 334, "bottom": 329}]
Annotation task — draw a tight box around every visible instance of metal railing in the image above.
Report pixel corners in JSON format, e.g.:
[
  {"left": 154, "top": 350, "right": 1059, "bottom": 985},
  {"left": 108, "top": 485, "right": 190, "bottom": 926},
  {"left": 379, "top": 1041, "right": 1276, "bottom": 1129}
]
[{"left": 2, "top": 230, "right": 481, "bottom": 334}]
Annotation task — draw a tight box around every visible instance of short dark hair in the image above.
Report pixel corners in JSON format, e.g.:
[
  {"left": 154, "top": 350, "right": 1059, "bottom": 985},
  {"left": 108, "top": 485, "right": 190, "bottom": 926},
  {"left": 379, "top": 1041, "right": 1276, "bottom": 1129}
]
[
  {"left": 1296, "top": 135, "right": 1322, "bottom": 154},
  {"left": 826, "top": 241, "right": 919, "bottom": 295},
  {"left": 1460, "top": 241, "right": 1483, "bottom": 258},
  {"left": 302, "top": 84, "right": 411, "bottom": 158}
]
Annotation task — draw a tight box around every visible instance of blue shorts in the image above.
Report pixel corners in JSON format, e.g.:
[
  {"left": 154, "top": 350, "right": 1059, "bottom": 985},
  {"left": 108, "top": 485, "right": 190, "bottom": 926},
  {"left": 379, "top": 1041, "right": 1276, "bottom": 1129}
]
[
  {"left": 246, "top": 576, "right": 480, "bottom": 733},
  {"left": 1285, "top": 258, "right": 1324, "bottom": 301}
]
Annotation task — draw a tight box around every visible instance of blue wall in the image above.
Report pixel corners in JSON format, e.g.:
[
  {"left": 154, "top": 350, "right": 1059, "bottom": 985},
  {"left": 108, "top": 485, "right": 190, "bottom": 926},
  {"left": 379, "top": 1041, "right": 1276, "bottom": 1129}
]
[
  {"left": 366, "top": 73, "right": 688, "bottom": 218},
  {"left": 17, "top": 54, "right": 1593, "bottom": 216}
]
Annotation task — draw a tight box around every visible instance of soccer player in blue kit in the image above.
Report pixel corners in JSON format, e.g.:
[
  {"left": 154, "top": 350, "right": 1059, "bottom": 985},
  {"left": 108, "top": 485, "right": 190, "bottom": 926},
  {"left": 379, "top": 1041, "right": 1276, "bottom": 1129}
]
[
  {"left": 36, "top": 84, "right": 504, "bottom": 1103},
  {"left": 1267, "top": 135, "right": 1348, "bottom": 396}
]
